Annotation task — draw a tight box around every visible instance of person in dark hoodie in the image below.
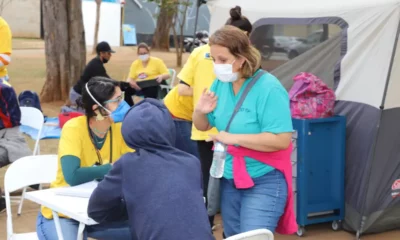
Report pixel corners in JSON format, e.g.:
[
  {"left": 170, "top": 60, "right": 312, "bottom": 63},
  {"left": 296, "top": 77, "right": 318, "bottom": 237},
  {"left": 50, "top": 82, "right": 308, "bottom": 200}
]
[{"left": 87, "top": 98, "right": 214, "bottom": 240}]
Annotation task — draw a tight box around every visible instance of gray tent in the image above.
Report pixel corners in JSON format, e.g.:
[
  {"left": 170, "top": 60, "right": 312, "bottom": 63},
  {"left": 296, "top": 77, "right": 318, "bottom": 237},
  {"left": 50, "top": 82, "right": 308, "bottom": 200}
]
[{"left": 208, "top": 0, "right": 400, "bottom": 238}]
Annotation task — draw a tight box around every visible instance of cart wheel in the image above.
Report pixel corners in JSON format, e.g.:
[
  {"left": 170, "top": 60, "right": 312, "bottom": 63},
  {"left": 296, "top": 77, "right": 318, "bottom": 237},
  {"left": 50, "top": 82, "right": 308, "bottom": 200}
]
[
  {"left": 296, "top": 226, "right": 306, "bottom": 237},
  {"left": 332, "top": 221, "right": 342, "bottom": 231}
]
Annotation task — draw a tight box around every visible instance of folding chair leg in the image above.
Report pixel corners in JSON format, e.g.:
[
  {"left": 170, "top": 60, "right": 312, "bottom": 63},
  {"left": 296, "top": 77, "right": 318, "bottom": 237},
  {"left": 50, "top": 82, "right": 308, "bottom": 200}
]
[
  {"left": 77, "top": 222, "right": 86, "bottom": 240},
  {"left": 17, "top": 187, "right": 27, "bottom": 216},
  {"left": 53, "top": 211, "right": 65, "bottom": 240}
]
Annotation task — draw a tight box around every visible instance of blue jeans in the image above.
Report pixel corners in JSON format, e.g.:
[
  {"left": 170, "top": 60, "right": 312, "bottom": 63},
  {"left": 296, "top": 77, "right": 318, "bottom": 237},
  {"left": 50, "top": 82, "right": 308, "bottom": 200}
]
[
  {"left": 220, "top": 169, "right": 288, "bottom": 237},
  {"left": 174, "top": 119, "right": 200, "bottom": 159},
  {"left": 36, "top": 212, "right": 133, "bottom": 240}
]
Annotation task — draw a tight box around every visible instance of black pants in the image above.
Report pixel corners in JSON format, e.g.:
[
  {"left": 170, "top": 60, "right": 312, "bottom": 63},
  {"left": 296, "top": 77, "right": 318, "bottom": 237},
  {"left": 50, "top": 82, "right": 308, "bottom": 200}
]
[
  {"left": 123, "top": 85, "right": 159, "bottom": 107},
  {"left": 123, "top": 87, "right": 136, "bottom": 106},
  {"left": 137, "top": 86, "right": 159, "bottom": 99},
  {"left": 197, "top": 140, "right": 215, "bottom": 227}
]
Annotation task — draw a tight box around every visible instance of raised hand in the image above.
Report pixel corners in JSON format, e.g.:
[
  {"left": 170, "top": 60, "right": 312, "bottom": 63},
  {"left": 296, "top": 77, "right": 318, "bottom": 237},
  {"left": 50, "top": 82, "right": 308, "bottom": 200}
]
[{"left": 195, "top": 88, "right": 218, "bottom": 114}]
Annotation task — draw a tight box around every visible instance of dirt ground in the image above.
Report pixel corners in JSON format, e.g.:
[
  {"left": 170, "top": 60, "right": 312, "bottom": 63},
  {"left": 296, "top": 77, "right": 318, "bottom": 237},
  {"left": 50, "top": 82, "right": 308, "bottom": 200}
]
[{"left": 1, "top": 39, "right": 399, "bottom": 240}]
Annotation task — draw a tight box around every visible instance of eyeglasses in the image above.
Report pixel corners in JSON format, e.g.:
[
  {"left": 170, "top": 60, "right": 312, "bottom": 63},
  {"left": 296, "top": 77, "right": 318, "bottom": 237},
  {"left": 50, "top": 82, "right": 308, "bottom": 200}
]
[{"left": 104, "top": 92, "right": 124, "bottom": 104}]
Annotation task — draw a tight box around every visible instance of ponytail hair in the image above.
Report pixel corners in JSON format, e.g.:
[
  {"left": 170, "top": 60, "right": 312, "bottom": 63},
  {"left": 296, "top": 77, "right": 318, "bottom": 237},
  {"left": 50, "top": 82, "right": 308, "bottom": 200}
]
[
  {"left": 225, "top": 5, "right": 253, "bottom": 35},
  {"left": 229, "top": 6, "right": 242, "bottom": 21}
]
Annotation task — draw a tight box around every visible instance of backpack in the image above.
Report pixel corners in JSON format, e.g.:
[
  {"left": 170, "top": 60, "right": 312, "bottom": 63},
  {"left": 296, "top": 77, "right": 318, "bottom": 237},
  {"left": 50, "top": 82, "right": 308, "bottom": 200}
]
[
  {"left": 18, "top": 90, "right": 42, "bottom": 112},
  {"left": 289, "top": 72, "right": 336, "bottom": 119}
]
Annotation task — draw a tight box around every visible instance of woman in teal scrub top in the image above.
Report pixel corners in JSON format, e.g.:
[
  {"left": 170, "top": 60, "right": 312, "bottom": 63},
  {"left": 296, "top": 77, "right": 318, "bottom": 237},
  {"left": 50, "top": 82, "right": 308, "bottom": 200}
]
[{"left": 193, "top": 25, "right": 293, "bottom": 237}]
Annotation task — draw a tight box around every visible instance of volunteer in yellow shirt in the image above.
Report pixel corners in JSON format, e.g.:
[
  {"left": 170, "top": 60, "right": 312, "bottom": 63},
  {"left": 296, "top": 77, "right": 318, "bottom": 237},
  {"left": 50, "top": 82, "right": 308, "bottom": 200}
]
[
  {"left": 36, "top": 77, "right": 134, "bottom": 240},
  {"left": 163, "top": 86, "right": 199, "bottom": 158},
  {"left": 0, "top": 17, "right": 12, "bottom": 82},
  {"left": 126, "top": 42, "right": 170, "bottom": 100},
  {"left": 177, "top": 43, "right": 218, "bottom": 227}
]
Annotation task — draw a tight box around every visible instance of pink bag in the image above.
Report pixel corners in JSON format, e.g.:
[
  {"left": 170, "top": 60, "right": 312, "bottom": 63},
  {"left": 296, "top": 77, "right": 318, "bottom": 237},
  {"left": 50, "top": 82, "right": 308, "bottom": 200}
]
[{"left": 289, "top": 72, "right": 336, "bottom": 119}]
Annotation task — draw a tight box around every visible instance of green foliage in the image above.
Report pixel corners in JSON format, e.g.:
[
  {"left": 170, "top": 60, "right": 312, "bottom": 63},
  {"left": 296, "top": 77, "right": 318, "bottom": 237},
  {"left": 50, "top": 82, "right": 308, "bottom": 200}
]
[
  {"left": 150, "top": 0, "right": 192, "bottom": 66},
  {"left": 148, "top": 0, "right": 191, "bottom": 18},
  {"left": 148, "top": 0, "right": 177, "bottom": 17}
]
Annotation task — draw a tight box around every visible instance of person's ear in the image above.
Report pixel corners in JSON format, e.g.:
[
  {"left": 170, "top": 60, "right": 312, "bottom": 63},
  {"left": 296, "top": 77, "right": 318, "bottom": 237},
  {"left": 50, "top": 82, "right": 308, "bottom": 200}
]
[
  {"left": 238, "top": 56, "right": 246, "bottom": 69},
  {"left": 95, "top": 110, "right": 105, "bottom": 121},
  {"left": 92, "top": 105, "right": 99, "bottom": 112},
  {"left": 93, "top": 107, "right": 106, "bottom": 121}
]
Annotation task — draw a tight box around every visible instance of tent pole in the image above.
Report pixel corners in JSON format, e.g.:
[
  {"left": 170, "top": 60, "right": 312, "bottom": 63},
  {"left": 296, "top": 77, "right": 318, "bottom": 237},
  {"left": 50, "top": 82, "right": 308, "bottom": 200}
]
[
  {"left": 380, "top": 17, "right": 400, "bottom": 109},
  {"left": 322, "top": 24, "right": 329, "bottom": 41}
]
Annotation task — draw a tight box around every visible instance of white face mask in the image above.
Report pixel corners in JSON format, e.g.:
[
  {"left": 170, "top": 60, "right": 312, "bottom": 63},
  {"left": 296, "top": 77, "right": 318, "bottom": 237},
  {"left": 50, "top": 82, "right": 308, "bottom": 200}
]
[
  {"left": 213, "top": 60, "right": 239, "bottom": 83},
  {"left": 139, "top": 54, "right": 149, "bottom": 61}
]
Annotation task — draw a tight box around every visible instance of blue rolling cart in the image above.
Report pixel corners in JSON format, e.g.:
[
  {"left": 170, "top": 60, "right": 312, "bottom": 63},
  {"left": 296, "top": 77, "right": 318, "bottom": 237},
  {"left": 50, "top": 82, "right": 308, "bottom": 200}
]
[{"left": 292, "top": 116, "right": 346, "bottom": 237}]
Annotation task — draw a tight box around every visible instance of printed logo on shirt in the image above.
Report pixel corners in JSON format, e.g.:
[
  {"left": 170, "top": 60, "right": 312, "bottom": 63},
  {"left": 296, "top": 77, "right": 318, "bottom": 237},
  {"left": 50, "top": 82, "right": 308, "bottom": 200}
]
[
  {"left": 138, "top": 72, "right": 148, "bottom": 79},
  {"left": 238, "top": 107, "right": 250, "bottom": 113},
  {"left": 204, "top": 52, "right": 212, "bottom": 60},
  {"left": 391, "top": 179, "right": 400, "bottom": 198}
]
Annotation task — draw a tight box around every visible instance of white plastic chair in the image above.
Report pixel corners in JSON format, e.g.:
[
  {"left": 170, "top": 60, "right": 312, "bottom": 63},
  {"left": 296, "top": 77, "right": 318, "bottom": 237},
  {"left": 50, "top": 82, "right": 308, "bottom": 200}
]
[
  {"left": 5, "top": 155, "right": 58, "bottom": 240},
  {"left": 160, "top": 68, "right": 176, "bottom": 93},
  {"left": 225, "top": 229, "right": 274, "bottom": 240},
  {"left": 16, "top": 107, "right": 44, "bottom": 215},
  {"left": 20, "top": 106, "right": 44, "bottom": 155}
]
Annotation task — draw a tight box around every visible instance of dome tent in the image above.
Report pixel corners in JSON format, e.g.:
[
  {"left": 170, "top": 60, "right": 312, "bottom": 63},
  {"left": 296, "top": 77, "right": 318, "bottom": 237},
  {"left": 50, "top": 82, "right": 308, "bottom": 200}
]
[{"left": 208, "top": 0, "right": 400, "bottom": 238}]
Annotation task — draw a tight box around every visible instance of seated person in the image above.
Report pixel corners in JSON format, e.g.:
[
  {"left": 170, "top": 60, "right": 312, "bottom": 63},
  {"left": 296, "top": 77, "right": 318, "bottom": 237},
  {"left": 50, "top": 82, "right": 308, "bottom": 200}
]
[
  {"left": 0, "top": 80, "right": 31, "bottom": 213},
  {"left": 163, "top": 86, "right": 199, "bottom": 158},
  {"left": 125, "top": 43, "right": 170, "bottom": 103},
  {"left": 36, "top": 77, "right": 134, "bottom": 240},
  {"left": 88, "top": 99, "right": 214, "bottom": 240},
  {"left": 69, "top": 42, "right": 114, "bottom": 108}
]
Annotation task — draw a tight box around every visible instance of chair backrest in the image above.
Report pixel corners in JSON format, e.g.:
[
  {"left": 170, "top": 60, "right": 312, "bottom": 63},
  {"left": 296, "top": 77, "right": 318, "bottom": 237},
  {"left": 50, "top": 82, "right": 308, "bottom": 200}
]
[
  {"left": 4, "top": 155, "right": 58, "bottom": 238},
  {"left": 225, "top": 229, "right": 274, "bottom": 240},
  {"left": 166, "top": 68, "right": 177, "bottom": 88},
  {"left": 20, "top": 106, "right": 44, "bottom": 155}
]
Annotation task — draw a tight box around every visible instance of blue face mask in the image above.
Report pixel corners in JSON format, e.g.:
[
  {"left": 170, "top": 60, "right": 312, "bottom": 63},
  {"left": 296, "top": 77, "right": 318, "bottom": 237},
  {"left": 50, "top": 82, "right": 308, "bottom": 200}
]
[{"left": 110, "top": 100, "right": 131, "bottom": 123}]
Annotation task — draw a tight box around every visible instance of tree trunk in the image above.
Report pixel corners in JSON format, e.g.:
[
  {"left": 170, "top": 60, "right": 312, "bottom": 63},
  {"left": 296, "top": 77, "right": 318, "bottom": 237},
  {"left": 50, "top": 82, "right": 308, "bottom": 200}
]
[
  {"left": 41, "top": 0, "right": 86, "bottom": 103},
  {"left": 152, "top": 0, "right": 175, "bottom": 51},
  {"left": 92, "top": 0, "right": 102, "bottom": 54},
  {"left": 171, "top": 0, "right": 189, "bottom": 67}
]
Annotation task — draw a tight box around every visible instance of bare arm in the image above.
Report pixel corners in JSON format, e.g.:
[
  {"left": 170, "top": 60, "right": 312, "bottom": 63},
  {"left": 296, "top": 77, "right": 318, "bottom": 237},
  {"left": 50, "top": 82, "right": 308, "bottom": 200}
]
[
  {"left": 193, "top": 109, "right": 212, "bottom": 132},
  {"left": 233, "top": 132, "right": 292, "bottom": 152},
  {"left": 126, "top": 77, "right": 141, "bottom": 90},
  {"left": 159, "top": 73, "right": 171, "bottom": 80},
  {"left": 178, "top": 83, "right": 193, "bottom": 96}
]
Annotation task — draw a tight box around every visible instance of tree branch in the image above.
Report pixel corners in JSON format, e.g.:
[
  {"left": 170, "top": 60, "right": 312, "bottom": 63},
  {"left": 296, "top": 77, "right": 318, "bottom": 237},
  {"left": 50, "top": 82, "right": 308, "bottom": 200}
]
[{"left": 0, "top": 0, "right": 13, "bottom": 15}]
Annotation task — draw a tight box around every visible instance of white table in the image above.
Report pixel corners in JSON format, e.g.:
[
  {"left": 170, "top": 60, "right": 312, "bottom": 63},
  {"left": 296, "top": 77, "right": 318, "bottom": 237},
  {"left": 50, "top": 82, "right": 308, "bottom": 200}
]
[{"left": 26, "top": 188, "right": 97, "bottom": 240}]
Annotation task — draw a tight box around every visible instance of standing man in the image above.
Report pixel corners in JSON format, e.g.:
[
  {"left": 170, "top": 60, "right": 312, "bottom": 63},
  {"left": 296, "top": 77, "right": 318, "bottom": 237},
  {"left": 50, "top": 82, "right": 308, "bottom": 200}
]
[
  {"left": 177, "top": 44, "right": 218, "bottom": 229},
  {"left": 69, "top": 41, "right": 115, "bottom": 106},
  {"left": 0, "top": 16, "right": 12, "bottom": 82}
]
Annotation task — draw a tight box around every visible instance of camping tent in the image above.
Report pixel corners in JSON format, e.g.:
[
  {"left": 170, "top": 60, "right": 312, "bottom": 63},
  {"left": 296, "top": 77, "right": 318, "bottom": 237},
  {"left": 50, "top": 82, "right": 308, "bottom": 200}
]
[{"left": 208, "top": 0, "right": 400, "bottom": 237}]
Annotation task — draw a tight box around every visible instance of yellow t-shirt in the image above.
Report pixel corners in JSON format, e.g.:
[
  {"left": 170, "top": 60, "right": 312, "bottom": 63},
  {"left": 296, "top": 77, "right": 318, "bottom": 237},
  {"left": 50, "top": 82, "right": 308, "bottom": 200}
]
[
  {"left": 163, "top": 86, "right": 193, "bottom": 121},
  {"left": 41, "top": 116, "right": 134, "bottom": 219},
  {"left": 178, "top": 45, "right": 218, "bottom": 140},
  {"left": 0, "top": 17, "right": 12, "bottom": 78},
  {"left": 128, "top": 56, "right": 169, "bottom": 81}
]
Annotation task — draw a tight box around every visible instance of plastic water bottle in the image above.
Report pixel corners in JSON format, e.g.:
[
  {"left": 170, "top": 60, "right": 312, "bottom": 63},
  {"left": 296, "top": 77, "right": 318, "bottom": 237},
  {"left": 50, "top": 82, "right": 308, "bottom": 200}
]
[{"left": 210, "top": 142, "right": 227, "bottom": 178}]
